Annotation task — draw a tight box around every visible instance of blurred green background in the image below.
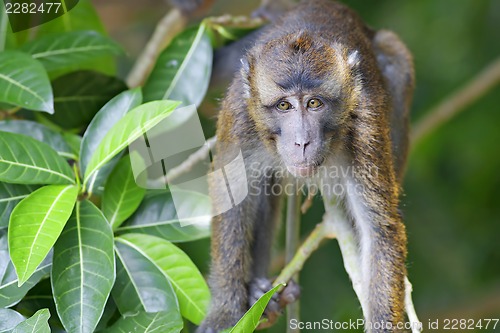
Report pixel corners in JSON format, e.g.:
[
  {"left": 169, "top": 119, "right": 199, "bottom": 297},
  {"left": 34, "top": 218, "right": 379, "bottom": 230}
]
[{"left": 95, "top": 0, "right": 500, "bottom": 331}]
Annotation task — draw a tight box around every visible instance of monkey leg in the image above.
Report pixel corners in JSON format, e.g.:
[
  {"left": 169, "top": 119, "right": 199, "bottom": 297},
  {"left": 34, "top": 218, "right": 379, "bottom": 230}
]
[
  {"left": 198, "top": 171, "right": 283, "bottom": 332},
  {"left": 197, "top": 206, "right": 253, "bottom": 333},
  {"left": 248, "top": 177, "right": 301, "bottom": 327}
]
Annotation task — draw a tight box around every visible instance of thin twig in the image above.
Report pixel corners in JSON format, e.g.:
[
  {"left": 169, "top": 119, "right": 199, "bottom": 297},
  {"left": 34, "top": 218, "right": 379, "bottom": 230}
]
[
  {"left": 411, "top": 57, "right": 500, "bottom": 146},
  {"left": 274, "top": 222, "right": 334, "bottom": 288},
  {"left": 126, "top": 8, "right": 187, "bottom": 88},
  {"left": 300, "top": 186, "right": 317, "bottom": 214},
  {"left": 165, "top": 136, "right": 217, "bottom": 183},
  {"left": 285, "top": 188, "right": 302, "bottom": 264}
]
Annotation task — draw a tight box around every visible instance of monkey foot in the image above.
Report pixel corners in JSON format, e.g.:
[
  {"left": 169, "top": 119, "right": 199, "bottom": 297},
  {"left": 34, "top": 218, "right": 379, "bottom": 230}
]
[{"left": 249, "top": 278, "right": 301, "bottom": 328}]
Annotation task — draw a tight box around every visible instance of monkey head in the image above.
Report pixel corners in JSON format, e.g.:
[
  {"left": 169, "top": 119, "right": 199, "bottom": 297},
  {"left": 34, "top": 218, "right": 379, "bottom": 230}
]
[{"left": 242, "top": 32, "right": 362, "bottom": 177}]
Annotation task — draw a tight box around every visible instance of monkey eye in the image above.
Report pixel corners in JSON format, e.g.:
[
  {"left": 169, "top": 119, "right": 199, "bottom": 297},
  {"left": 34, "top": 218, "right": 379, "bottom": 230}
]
[
  {"left": 276, "top": 100, "right": 292, "bottom": 111},
  {"left": 307, "top": 98, "right": 323, "bottom": 109}
]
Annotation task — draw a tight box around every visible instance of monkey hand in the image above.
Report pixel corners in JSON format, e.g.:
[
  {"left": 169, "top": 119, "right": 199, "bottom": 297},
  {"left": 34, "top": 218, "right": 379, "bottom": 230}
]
[{"left": 249, "top": 278, "right": 301, "bottom": 329}]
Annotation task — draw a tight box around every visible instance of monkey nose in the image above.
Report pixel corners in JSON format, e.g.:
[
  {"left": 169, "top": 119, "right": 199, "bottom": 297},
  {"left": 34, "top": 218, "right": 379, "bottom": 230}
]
[{"left": 294, "top": 140, "right": 310, "bottom": 157}]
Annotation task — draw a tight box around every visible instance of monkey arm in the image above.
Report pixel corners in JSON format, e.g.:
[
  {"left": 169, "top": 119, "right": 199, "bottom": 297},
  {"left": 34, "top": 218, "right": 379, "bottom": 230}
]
[
  {"left": 323, "top": 193, "right": 408, "bottom": 333},
  {"left": 341, "top": 106, "right": 408, "bottom": 331},
  {"left": 199, "top": 88, "right": 283, "bottom": 331},
  {"left": 202, "top": 206, "right": 253, "bottom": 332},
  {"left": 345, "top": 34, "right": 413, "bottom": 328}
]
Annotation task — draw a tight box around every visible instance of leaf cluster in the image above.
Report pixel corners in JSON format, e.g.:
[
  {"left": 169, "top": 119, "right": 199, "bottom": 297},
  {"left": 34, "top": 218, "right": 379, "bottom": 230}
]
[{"left": 0, "top": 1, "right": 269, "bottom": 332}]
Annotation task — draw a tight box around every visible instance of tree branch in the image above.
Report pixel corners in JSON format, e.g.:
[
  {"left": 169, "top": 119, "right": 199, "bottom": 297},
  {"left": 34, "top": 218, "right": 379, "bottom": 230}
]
[
  {"left": 411, "top": 57, "right": 500, "bottom": 146},
  {"left": 126, "top": 8, "right": 187, "bottom": 88}
]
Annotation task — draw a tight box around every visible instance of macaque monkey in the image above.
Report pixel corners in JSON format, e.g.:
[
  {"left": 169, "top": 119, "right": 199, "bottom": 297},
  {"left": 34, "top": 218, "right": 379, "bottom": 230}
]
[{"left": 172, "top": 0, "right": 415, "bottom": 332}]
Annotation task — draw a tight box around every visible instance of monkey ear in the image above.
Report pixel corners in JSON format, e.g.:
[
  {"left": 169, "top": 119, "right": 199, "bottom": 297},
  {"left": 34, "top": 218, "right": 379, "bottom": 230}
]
[
  {"left": 347, "top": 50, "right": 360, "bottom": 68},
  {"left": 240, "top": 57, "right": 251, "bottom": 98},
  {"left": 240, "top": 57, "right": 250, "bottom": 74}
]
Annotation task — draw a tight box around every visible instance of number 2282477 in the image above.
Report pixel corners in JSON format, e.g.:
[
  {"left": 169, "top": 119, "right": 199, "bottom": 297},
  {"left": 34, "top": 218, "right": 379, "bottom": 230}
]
[{"left": 5, "top": 2, "right": 61, "bottom": 14}]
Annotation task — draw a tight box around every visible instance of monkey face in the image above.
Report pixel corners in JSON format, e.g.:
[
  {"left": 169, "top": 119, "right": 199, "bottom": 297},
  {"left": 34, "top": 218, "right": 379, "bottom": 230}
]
[
  {"left": 267, "top": 94, "right": 332, "bottom": 177},
  {"left": 244, "top": 33, "right": 360, "bottom": 177}
]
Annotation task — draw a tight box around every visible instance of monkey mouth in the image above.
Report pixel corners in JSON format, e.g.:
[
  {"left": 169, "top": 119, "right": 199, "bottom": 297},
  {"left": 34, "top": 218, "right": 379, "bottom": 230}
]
[
  {"left": 287, "top": 165, "right": 317, "bottom": 177},
  {"left": 287, "top": 158, "right": 324, "bottom": 178}
]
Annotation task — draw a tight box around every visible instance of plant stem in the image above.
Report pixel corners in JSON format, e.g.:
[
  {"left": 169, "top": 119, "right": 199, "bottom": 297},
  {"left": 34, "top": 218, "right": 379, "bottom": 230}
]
[
  {"left": 285, "top": 187, "right": 302, "bottom": 333},
  {"left": 274, "top": 222, "right": 333, "bottom": 288}
]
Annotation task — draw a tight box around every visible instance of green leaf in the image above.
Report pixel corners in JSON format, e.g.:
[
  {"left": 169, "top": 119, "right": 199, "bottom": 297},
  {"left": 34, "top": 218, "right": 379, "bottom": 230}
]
[
  {"left": 113, "top": 240, "right": 179, "bottom": 314},
  {"left": 0, "top": 131, "right": 75, "bottom": 185},
  {"left": 103, "top": 156, "right": 145, "bottom": 230},
  {"left": 143, "top": 25, "right": 213, "bottom": 106},
  {"left": 80, "top": 88, "right": 142, "bottom": 194},
  {"left": 0, "top": 309, "right": 25, "bottom": 333},
  {"left": 0, "top": 230, "right": 52, "bottom": 310},
  {"left": 106, "top": 311, "right": 183, "bottom": 333},
  {"left": 229, "top": 284, "right": 283, "bottom": 333},
  {"left": 52, "top": 200, "right": 115, "bottom": 333},
  {"left": 83, "top": 100, "right": 180, "bottom": 186},
  {"left": 0, "top": 3, "right": 16, "bottom": 51},
  {"left": 21, "top": 31, "right": 122, "bottom": 72},
  {"left": 0, "top": 120, "right": 74, "bottom": 160},
  {"left": 0, "top": 51, "right": 53, "bottom": 113},
  {"left": 0, "top": 250, "right": 52, "bottom": 308},
  {"left": 8, "top": 185, "right": 78, "bottom": 285},
  {"left": 13, "top": 279, "right": 59, "bottom": 328},
  {"left": 80, "top": 89, "right": 142, "bottom": 174},
  {"left": 1, "top": 232, "right": 52, "bottom": 309},
  {"left": 117, "top": 191, "right": 210, "bottom": 242},
  {"left": 116, "top": 234, "right": 210, "bottom": 324},
  {"left": 45, "top": 71, "right": 127, "bottom": 129},
  {"left": 0, "top": 183, "right": 37, "bottom": 228},
  {"left": 0, "top": 4, "right": 7, "bottom": 51},
  {"left": 36, "top": 0, "right": 106, "bottom": 36},
  {"left": 13, "top": 308, "right": 50, "bottom": 333},
  {"left": 36, "top": 0, "right": 115, "bottom": 76}
]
